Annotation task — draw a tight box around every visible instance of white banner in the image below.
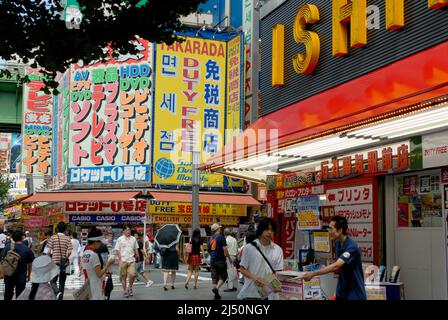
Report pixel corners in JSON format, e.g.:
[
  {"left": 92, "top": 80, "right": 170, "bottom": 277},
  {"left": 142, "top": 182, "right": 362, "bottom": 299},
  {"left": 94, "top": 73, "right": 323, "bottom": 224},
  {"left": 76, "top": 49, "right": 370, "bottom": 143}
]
[
  {"left": 423, "top": 131, "right": 448, "bottom": 168},
  {"left": 334, "top": 204, "right": 373, "bottom": 223},
  {"left": 325, "top": 184, "right": 373, "bottom": 206}
]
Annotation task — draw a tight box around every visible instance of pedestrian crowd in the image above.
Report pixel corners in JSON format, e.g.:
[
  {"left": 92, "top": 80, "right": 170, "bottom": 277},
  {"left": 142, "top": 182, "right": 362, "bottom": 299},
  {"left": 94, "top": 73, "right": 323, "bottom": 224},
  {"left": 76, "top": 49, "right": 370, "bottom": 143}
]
[{"left": 1, "top": 216, "right": 366, "bottom": 300}]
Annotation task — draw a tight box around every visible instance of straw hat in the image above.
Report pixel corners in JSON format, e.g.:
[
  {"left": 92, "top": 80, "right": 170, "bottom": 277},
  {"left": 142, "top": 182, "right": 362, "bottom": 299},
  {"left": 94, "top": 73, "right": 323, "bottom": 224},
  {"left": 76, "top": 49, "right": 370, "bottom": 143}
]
[{"left": 31, "top": 255, "right": 60, "bottom": 283}]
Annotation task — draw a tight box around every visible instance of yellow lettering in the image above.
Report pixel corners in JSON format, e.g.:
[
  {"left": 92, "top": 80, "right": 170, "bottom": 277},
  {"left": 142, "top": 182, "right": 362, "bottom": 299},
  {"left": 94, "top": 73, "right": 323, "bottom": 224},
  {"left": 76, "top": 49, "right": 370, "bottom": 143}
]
[
  {"left": 386, "top": 0, "right": 404, "bottom": 30},
  {"left": 428, "top": 0, "right": 448, "bottom": 9},
  {"left": 272, "top": 24, "right": 285, "bottom": 86},
  {"left": 332, "top": 0, "right": 367, "bottom": 57},
  {"left": 293, "top": 4, "right": 321, "bottom": 75}
]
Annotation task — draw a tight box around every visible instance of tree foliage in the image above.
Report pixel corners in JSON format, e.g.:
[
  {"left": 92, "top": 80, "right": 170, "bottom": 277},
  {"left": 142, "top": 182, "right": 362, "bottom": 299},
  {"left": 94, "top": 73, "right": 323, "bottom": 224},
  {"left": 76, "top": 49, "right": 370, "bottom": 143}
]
[
  {"left": 0, "top": 173, "right": 11, "bottom": 200},
  {"left": 0, "top": 0, "right": 206, "bottom": 92}
]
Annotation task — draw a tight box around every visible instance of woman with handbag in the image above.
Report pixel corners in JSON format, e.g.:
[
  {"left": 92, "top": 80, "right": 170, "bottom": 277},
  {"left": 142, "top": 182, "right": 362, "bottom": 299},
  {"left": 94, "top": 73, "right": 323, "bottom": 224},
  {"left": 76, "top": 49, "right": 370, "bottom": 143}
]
[
  {"left": 81, "top": 227, "right": 113, "bottom": 300},
  {"left": 184, "top": 228, "right": 204, "bottom": 290}
]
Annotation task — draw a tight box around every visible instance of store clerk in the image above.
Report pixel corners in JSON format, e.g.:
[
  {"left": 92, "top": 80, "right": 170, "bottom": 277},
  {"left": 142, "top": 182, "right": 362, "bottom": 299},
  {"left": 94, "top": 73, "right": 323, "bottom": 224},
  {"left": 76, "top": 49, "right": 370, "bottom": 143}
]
[{"left": 299, "top": 216, "right": 367, "bottom": 300}]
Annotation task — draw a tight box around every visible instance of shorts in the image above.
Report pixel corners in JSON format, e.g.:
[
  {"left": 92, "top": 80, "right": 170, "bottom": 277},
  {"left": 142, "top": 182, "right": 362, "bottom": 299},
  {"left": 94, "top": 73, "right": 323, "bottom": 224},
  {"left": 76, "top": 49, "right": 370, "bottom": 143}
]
[
  {"left": 211, "top": 261, "right": 228, "bottom": 285},
  {"left": 119, "top": 261, "right": 136, "bottom": 278},
  {"left": 135, "top": 261, "right": 144, "bottom": 274}
]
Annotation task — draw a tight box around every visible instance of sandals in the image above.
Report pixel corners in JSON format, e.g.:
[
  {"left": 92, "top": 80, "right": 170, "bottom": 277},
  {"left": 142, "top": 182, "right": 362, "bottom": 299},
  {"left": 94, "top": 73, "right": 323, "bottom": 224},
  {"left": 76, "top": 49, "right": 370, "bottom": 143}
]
[
  {"left": 171, "top": 285, "right": 175, "bottom": 290},
  {"left": 163, "top": 286, "right": 168, "bottom": 291},
  {"left": 185, "top": 284, "right": 189, "bottom": 289}
]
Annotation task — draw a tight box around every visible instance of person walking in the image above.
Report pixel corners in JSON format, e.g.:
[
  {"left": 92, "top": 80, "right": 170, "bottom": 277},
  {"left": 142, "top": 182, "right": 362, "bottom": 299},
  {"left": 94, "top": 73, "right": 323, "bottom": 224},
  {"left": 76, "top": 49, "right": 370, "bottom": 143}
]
[
  {"left": 238, "top": 218, "right": 284, "bottom": 300},
  {"left": 1, "top": 230, "right": 35, "bottom": 300},
  {"left": 23, "top": 231, "right": 33, "bottom": 249},
  {"left": 39, "top": 230, "right": 52, "bottom": 255},
  {"left": 0, "top": 230, "right": 6, "bottom": 257},
  {"left": 16, "top": 255, "right": 59, "bottom": 300},
  {"left": 208, "top": 223, "right": 229, "bottom": 300},
  {"left": 160, "top": 242, "right": 179, "bottom": 291},
  {"left": 224, "top": 228, "right": 238, "bottom": 292},
  {"left": 47, "top": 221, "right": 72, "bottom": 300},
  {"left": 82, "top": 227, "right": 114, "bottom": 300},
  {"left": 70, "top": 231, "right": 82, "bottom": 276},
  {"left": 300, "top": 216, "right": 367, "bottom": 300},
  {"left": 114, "top": 225, "right": 138, "bottom": 298},
  {"left": 147, "top": 235, "right": 154, "bottom": 265},
  {"left": 184, "top": 228, "right": 204, "bottom": 290},
  {"left": 133, "top": 232, "right": 154, "bottom": 287}
]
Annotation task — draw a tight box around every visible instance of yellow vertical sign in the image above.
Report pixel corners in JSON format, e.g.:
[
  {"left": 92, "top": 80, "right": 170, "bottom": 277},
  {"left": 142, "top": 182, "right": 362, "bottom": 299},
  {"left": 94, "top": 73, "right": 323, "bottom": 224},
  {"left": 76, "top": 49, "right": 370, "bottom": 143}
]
[
  {"left": 226, "top": 35, "right": 242, "bottom": 141},
  {"left": 153, "top": 37, "right": 227, "bottom": 187}
]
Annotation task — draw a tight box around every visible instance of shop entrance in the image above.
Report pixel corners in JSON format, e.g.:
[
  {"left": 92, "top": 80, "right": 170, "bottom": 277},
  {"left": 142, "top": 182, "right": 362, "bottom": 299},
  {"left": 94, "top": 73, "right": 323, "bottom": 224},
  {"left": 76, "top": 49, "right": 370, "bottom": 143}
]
[{"left": 393, "top": 169, "right": 447, "bottom": 299}]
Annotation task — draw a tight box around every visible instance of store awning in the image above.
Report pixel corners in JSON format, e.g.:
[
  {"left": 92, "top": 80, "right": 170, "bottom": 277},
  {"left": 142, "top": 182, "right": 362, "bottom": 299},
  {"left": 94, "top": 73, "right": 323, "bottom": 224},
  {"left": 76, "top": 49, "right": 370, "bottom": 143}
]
[
  {"left": 149, "top": 191, "right": 261, "bottom": 205},
  {"left": 1, "top": 194, "right": 33, "bottom": 209},
  {"left": 200, "top": 41, "right": 448, "bottom": 182},
  {"left": 22, "top": 191, "right": 141, "bottom": 203}
]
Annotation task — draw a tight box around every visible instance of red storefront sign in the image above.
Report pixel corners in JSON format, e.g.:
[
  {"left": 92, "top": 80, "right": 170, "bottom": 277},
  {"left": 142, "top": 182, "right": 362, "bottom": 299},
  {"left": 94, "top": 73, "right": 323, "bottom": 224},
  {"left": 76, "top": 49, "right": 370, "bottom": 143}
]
[
  {"left": 65, "top": 200, "right": 147, "bottom": 213},
  {"left": 22, "top": 207, "right": 43, "bottom": 216},
  {"left": 276, "top": 185, "right": 325, "bottom": 200}
]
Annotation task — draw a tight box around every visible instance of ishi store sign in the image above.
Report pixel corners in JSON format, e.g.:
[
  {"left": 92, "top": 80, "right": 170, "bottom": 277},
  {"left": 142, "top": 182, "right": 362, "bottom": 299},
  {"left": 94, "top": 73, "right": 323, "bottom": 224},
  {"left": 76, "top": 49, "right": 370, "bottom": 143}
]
[{"left": 270, "top": 0, "right": 448, "bottom": 85}]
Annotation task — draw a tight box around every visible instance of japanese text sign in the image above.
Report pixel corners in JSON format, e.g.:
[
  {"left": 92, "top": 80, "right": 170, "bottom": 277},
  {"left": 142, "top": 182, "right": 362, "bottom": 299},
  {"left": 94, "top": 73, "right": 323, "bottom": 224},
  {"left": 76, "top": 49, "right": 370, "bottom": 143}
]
[
  {"left": 153, "top": 37, "right": 227, "bottom": 187},
  {"left": 68, "top": 40, "right": 153, "bottom": 184},
  {"left": 22, "top": 69, "right": 53, "bottom": 175},
  {"left": 148, "top": 200, "right": 246, "bottom": 216},
  {"left": 296, "top": 195, "right": 321, "bottom": 230},
  {"left": 64, "top": 200, "right": 147, "bottom": 214}
]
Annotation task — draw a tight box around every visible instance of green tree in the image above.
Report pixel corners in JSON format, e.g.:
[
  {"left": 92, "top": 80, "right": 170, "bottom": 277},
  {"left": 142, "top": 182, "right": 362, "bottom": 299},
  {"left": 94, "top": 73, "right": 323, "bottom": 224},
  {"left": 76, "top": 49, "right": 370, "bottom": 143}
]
[
  {"left": 0, "top": 173, "right": 11, "bottom": 200},
  {"left": 0, "top": 0, "right": 206, "bottom": 92}
]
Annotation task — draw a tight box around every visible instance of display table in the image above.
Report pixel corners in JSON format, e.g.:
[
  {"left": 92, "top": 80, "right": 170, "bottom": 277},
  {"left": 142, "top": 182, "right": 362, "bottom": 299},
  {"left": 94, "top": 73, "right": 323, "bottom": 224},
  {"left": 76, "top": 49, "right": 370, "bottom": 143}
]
[{"left": 365, "top": 282, "right": 405, "bottom": 300}]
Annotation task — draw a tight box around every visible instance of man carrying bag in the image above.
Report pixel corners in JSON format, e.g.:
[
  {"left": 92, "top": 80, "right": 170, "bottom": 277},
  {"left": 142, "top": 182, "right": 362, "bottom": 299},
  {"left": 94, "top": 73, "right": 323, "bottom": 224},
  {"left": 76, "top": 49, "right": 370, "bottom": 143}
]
[{"left": 47, "top": 222, "right": 72, "bottom": 300}]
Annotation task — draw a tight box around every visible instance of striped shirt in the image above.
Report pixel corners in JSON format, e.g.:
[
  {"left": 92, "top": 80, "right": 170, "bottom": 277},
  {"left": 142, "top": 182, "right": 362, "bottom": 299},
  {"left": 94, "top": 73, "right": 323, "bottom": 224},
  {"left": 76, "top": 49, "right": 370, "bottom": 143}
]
[{"left": 47, "top": 233, "right": 72, "bottom": 265}]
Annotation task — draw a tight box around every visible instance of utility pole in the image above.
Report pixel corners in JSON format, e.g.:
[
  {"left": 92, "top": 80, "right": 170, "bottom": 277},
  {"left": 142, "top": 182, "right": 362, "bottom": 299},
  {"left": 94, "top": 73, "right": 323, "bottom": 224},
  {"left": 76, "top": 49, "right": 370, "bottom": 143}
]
[{"left": 192, "top": 150, "right": 200, "bottom": 231}]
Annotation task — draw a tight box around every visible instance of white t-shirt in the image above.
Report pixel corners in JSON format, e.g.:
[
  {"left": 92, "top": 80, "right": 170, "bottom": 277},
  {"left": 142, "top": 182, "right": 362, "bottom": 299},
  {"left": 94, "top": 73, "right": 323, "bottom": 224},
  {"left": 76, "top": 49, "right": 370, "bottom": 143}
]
[
  {"left": 82, "top": 249, "right": 104, "bottom": 300},
  {"left": 0, "top": 233, "right": 7, "bottom": 249},
  {"left": 114, "top": 235, "right": 138, "bottom": 263},
  {"left": 71, "top": 239, "right": 81, "bottom": 258},
  {"left": 237, "top": 239, "right": 284, "bottom": 300},
  {"left": 226, "top": 236, "right": 238, "bottom": 257}
]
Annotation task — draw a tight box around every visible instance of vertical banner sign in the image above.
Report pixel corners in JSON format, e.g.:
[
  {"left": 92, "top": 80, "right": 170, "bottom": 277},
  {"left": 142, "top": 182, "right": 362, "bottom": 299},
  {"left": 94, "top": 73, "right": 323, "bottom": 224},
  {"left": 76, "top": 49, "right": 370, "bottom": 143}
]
[
  {"left": 53, "top": 69, "right": 71, "bottom": 187},
  {"left": 153, "top": 37, "right": 226, "bottom": 187},
  {"left": 226, "top": 34, "right": 243, "bottom": 141},
  {"left": 68, "top": 40, "right": 153, "bottom": 184},
  {"left": 243, "top": 0, "right": 254, "bottom": 129},
  {"left": 324, "top": 184, "right": 375, "bottom": 263},
  {"left": 21, "top": 69, "right": 53, "bottom": 175}
]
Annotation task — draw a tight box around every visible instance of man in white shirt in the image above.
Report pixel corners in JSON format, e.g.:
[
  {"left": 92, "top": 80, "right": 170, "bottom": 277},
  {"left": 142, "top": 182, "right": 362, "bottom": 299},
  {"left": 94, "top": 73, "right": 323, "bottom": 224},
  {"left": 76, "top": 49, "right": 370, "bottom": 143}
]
[
  {"left": 0, "top": 231, "right": 7, "bottom": 257},
  {"left": 224, "top": 228, "right": 239, "bottom": 292},
  {"left": 24, "top": 231, "right": 33, "bottom": 249},
  {"left": 114, "top": 225, "right": 138, "bottom": 298},
  {"left": 238, "top": 218, "right": 284, "bottom": 300}
]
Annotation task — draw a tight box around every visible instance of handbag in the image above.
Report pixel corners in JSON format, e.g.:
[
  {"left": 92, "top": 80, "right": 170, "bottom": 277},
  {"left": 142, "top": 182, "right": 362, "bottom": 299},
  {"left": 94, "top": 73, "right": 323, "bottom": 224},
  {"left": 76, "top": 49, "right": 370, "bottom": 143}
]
[
  {"left": 57, "top": 235, "right": 69, "bottom": 272},
  {"left": 73, "top": 280, "right": 92, "bottom": 300}
]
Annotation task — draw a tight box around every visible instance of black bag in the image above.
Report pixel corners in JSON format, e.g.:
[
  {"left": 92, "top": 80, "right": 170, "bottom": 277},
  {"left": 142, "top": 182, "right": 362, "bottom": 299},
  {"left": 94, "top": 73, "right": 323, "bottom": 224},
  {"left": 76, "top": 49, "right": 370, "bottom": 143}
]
[
  {"left": 56, "top": 235, "right": 69, "bottom": 272},
  {"left": 160, "top": 247, "right": 168, "bottom": 257},
  {"left": 104, "top": 273, "right": 114, "bottom": 300}
]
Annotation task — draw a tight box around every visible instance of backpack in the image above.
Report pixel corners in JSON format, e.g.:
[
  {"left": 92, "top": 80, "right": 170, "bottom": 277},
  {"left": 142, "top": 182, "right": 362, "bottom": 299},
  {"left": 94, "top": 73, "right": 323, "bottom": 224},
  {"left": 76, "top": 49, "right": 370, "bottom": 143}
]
[{"left": 0, "top": 243, "right": 21, "bottom": 276}]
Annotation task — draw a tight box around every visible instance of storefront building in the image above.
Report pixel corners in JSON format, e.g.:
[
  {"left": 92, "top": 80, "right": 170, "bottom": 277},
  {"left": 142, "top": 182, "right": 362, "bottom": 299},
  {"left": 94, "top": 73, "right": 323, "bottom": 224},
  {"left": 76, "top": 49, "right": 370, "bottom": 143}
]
[{"left": 202, "top": 0, "right": 448, "bottom": 299}]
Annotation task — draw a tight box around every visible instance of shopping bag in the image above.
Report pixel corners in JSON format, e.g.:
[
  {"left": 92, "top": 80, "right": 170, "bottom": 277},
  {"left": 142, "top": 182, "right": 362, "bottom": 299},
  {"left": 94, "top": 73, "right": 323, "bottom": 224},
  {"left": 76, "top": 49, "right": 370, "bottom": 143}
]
[
  {"left": 73, "top": 280, "right": 92, "bottom": 300},
  {"left": 227, "top": 266, "right": 237, "bottom": 282}
]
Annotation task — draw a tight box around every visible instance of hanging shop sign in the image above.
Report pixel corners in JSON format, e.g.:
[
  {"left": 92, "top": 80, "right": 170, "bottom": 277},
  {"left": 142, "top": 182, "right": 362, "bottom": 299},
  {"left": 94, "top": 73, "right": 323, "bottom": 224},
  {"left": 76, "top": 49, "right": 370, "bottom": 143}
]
[
  {"left": 324, "top": 183, "right": 375, "bottom": 262},
  {"left": 153, "top": 37, "right": 228, "bottom": 187},
  {"left": 296, "top": 195, "right": 321, "bottom": 230},
  {"left": 150, "top": 214, "right": 239, "bottom": 226},
  {"left": 69, "top": 214, "right": 145, "bottom": 223},
  {"left": 68, "top": 39, "right": 153, "bottom": 184},
  {"left": 276, "top": 184, "right": 325, "bottom": 200},
  {"left": 422, "top": 131, "right": 448, "bottom": 169},
  {"left": 23, "top": 216, "right": 49, "bottom": 228},
  {"left": 147, "top": 201, "right": 246, "bottom": 217},
  {"left": 21, "top": 207, "right": 44, "bottom": 216},
  {"left": 21, "top": 69, "right": 53, "bottom": 175},
  {"left": 48, "top": 214, "right": 68, "bottom": 225},
  {"left": 64, "top": 200, "right": 147, "bottom": 214}
]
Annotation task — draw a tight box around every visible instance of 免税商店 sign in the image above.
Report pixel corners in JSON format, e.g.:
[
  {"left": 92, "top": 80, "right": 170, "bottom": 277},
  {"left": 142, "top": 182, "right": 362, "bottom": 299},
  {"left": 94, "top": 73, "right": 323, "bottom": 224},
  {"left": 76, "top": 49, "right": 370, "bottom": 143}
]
[{"left": 271, "top": 0, "right": 448, "bottom": 86}]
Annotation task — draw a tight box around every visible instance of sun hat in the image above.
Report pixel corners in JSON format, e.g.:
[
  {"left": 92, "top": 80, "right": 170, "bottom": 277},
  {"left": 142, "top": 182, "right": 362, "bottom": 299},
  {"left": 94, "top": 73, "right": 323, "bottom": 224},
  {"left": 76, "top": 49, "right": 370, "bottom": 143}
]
[
  {"left": 211, "top": 223, "right": 222, "bottom": 232},
  {"left": 30, "top": 255, "right": 60, "bottom": 283}
]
